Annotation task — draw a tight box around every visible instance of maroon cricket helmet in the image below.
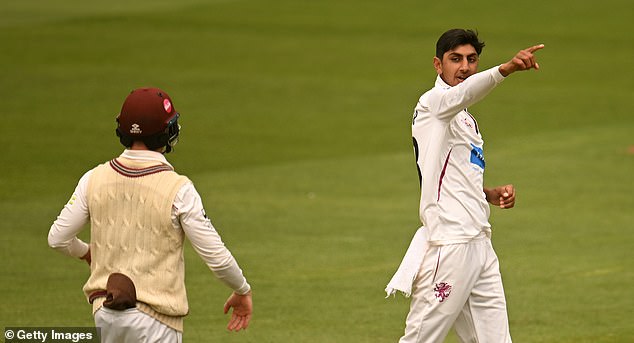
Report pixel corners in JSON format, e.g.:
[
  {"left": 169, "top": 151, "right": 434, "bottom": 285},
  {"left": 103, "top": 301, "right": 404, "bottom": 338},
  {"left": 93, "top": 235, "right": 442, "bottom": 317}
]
[{"left": 116, "top": 87, "right": 181, "bottom": 152}]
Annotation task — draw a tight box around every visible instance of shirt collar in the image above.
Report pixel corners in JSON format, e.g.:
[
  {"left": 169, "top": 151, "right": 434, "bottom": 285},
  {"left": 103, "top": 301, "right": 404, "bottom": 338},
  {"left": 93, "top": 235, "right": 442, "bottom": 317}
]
[
  {"left": 435, "top": 75, "right": 451, "bottom": 89},
  {"left": 119, "top": 149, "right": 173, "bottom": 169}
]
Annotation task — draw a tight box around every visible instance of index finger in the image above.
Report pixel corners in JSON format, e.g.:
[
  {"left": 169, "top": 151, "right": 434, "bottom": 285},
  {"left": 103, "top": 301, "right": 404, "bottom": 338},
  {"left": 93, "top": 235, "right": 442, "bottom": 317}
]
[{"left": 526, "top": 44, "right": 545, "bottom": 53}]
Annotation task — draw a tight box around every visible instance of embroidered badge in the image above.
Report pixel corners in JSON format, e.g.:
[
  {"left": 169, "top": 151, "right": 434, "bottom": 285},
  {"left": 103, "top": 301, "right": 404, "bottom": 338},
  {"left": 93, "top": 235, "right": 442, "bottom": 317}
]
[{"left": 434, "top": 282, "right": 452, "bottom": 302}]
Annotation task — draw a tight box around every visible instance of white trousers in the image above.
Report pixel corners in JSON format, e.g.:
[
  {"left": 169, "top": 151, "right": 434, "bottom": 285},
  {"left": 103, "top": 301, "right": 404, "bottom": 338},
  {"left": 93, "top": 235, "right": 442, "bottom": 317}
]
[
  {"left": 399, "top": 237, "right": 512, "bottom": 343},
  {"left": 94, "top": 307, "right": 182, "bottom": 343}
]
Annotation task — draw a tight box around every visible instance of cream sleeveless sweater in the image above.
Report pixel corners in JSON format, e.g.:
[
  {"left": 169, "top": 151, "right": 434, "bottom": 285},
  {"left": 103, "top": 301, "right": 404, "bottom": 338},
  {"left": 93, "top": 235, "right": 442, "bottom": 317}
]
[{"left": 83, "top": 157, "right": 189, "bottom": 331}]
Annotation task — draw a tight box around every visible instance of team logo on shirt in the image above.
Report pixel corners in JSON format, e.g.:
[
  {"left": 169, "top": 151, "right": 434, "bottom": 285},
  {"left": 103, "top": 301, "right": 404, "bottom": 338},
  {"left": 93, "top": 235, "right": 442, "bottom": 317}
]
[
  {"left": 201, "top": 209, "right": 213, "bottom": 228},
  {"left": 434, "top": 282, "right": 452, "bottom": 302},
  {"left": 470, "top": 143, "right": 485, "bottom": 170},
  {"left": 464, "top": 110, "right": 479, "bottom": 134},
  {"left": 463, "top": 117, "right": 474, "bottom": 130}
]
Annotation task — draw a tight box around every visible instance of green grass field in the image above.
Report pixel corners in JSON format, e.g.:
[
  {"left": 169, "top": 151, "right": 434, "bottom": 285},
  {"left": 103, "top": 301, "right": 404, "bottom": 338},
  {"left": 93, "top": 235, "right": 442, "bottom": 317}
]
[{"left": 2, "top": 0, "right": 633, "bottom": 342}]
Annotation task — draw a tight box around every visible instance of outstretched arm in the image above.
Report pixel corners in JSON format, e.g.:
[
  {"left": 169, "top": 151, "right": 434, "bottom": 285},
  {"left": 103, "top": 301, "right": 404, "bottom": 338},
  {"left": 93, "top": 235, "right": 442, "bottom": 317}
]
[
  {"left": 499, "top": 44, "right": 545, "bottom": 77},
  {"left": 484, "top": 184, "right": 516, "bottom": 209}
]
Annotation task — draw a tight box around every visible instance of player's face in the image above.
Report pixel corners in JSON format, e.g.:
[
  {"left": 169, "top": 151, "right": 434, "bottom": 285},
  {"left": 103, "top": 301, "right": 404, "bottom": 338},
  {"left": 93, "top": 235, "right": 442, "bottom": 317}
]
[{"left": 433, "top": 44, "right": 479, "bottom": 86}]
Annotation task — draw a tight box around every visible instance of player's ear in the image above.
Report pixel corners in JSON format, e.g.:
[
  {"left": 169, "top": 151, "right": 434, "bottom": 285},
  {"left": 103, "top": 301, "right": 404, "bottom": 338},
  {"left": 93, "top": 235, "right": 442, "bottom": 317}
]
[{"left": 433, "top": 56, "right": 442, "bottom": 75}]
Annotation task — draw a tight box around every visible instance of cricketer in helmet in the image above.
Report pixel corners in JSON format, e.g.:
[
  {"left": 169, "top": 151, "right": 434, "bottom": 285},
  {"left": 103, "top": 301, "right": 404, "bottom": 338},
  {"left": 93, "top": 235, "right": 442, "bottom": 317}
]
[{"left": 116, "top": 87, "right": 181, "bottom": 153}]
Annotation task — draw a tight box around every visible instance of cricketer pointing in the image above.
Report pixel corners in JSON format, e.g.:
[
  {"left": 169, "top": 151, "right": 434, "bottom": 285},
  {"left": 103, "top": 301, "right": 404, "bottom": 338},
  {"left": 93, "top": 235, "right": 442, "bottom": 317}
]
[{"left": 393, "top": 29, "right": 544, "bottom": 343}]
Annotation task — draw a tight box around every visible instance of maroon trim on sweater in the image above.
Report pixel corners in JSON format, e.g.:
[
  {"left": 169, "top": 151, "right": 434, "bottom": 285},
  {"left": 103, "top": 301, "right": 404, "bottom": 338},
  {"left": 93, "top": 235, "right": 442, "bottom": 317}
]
[{"left": 109, "top": 159, "right": 173, "bottom": 178}]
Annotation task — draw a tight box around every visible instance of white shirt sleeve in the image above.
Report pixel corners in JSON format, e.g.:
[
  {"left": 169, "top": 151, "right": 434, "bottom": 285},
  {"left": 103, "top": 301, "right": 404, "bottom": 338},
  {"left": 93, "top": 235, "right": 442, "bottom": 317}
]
[
  {"left": 430, "top": 65, "right": 506, "bottom": 121},
  {"left": 174, "top": 182, "right": 251, "bottom": 295},
  {"left": 47, "top": 170, "right": 92, "bottom": 258}
]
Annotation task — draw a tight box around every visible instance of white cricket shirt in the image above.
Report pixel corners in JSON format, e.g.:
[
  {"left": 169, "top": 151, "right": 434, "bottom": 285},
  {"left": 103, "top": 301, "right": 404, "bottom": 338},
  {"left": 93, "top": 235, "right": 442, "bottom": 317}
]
[
  {"left": 48, "top": 149, "right": 251, "bottom": 295},
  {"left": 412, "top": 66, "right": 505, "bottom": 245}
]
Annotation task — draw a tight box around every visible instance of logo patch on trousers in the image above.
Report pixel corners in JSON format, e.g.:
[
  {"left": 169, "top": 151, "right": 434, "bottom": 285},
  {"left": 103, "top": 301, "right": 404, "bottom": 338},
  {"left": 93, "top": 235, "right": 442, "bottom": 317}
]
[{"left": 434, "top": 282, "right": 452, "bottom": 302}]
